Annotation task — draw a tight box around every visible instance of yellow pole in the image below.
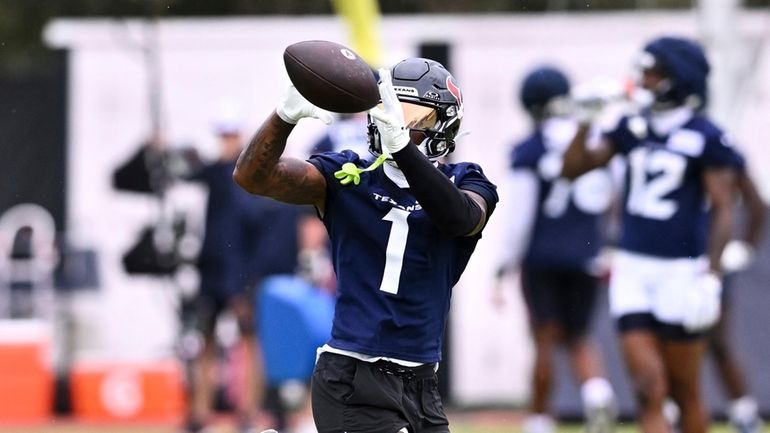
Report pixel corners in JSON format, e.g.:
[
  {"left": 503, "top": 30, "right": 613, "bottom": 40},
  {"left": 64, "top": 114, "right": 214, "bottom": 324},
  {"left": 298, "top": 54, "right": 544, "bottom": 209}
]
[{"left": 331, "top": 0, "right": 383, "bottom": 68}]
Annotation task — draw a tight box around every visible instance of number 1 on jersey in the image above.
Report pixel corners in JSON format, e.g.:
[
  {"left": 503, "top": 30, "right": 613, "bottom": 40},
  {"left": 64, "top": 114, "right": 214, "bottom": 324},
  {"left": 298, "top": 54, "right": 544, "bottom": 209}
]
[{"left": 379, "top": 208, "right": 410, "bottom": 294}]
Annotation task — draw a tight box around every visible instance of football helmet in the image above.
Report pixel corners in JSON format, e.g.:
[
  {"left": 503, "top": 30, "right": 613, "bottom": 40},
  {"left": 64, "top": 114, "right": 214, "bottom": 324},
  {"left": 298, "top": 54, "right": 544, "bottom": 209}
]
[
  {"left": 638, "top": 36, "right": 710, "bottom": 110},
  {"left": 520, "top": 66, "right": 571, "bottom": 119},
  {"left": 367, "top": 58, "right": 463, "bottom": 161}
]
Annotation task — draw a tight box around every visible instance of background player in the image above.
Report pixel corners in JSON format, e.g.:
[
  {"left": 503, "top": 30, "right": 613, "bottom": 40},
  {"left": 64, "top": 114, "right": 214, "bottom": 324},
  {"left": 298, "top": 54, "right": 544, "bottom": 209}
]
[
  {"left": 184, "top": 115, "right": 271, "bottom": 433},
  {"left": 308, "top": 112, "right": 370, "bottom": 157},
  {"left": 495, "top": 66, "right": 617, "bottom": 433},
  {"left": 561, "top": 36, "right": 740, "bottom": 433},
  {"left": 234, "top": 58, "right": 498, "bottom": 433}
]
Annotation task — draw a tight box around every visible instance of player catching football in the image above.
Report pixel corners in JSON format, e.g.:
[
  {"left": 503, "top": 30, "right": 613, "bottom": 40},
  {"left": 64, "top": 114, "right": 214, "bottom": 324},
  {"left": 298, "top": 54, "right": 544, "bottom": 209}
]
[
  {"left": 234, "top": 58, "right": 498, "bottom": 433},
  {"left": 562, "top": 36, "right": 743, "bottom": 433}
]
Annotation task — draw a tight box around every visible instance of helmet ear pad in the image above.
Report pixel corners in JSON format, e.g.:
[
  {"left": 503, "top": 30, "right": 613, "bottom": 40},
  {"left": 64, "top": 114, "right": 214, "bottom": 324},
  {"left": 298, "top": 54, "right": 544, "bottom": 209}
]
[{"left": 422, "top": 109, "right": 460, "bottom": 157}]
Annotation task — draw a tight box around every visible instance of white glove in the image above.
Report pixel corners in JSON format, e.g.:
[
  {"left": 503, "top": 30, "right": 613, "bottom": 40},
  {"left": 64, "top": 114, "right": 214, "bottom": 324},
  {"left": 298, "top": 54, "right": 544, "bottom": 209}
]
[
  {"left": 572, "top": 99, "right": 605, "bottom": 124},
  {"left": 276, "top": 84, "right": 333, "bottom": 125},
  {"left": 571, "top": 78, "right": 624, "bottom": 124},
  {"left": 368, "top": 69, "right": 410, "bottom": 155},
  {"left": 683, "top": 272, "right": 722, "bottom": 332},
  {"left": 721, "top": 240, "right": 755, "bottom": 273}
]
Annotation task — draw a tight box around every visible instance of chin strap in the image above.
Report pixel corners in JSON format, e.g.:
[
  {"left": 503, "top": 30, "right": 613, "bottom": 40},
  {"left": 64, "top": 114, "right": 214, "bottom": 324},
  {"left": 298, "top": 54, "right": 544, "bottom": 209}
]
[{"left": 334, "top": 152, "right": 389, "bottom": 185}]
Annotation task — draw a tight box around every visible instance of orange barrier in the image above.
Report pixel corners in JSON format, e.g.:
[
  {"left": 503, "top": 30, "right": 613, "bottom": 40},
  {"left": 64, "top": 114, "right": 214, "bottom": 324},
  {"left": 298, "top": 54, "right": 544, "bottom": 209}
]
[
  {"left": 70, "top": 359, "right": 185, "bottom": 422},
  {"left": 0, "top": 320, "right": 54, "bottom": 421}
]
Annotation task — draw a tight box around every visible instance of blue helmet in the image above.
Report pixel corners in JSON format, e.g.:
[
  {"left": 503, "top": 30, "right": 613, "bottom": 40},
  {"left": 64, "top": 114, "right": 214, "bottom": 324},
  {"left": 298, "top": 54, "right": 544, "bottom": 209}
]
[
  {"left": 520, "top": 66, "right": 570, "bottom": 118},
  {"left": 641, "top": 36, "right": 710, "bottom": 109}
]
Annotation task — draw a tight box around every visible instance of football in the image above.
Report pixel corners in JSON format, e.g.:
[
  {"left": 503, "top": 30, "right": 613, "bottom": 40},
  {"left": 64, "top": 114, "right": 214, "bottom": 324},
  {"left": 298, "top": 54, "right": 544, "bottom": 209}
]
[{"left": 283, "top": 40, "right": 380, "bottom": 113}]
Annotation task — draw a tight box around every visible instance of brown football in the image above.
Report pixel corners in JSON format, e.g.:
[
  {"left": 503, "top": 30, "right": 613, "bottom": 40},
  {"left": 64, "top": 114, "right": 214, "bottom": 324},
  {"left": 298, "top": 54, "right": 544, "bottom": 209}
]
[{"left": 283, "top": 40, "right": 380, "bottom": 113}]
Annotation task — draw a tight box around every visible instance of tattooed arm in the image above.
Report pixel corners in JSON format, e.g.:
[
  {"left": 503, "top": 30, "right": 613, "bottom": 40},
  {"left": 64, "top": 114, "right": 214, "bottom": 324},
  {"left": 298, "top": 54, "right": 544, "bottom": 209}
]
[
  {"left": 233, "top": 111, "right": 327, "bottom": 211},
  {"left": 234, "top": 84, "right": 331, "bottom": 211}
]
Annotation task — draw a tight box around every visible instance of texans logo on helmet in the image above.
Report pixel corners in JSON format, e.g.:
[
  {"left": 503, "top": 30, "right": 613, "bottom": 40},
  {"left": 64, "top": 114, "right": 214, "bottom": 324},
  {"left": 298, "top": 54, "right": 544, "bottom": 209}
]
[{"left": 446, "top": 76, "right": 463, "bottom": 106}]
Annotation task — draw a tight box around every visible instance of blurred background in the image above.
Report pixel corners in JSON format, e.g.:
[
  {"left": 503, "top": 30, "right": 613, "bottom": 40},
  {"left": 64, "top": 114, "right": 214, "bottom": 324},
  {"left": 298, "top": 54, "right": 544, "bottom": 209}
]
[{"left": 0, "top": 1, "right": 769, "bottom": 432}]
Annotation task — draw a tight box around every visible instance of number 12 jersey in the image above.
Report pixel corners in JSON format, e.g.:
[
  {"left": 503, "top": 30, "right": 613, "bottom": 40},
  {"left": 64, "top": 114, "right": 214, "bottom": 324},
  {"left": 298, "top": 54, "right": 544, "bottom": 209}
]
[{"left": 606, "top": 112, "right": 742, "bottom": 258}]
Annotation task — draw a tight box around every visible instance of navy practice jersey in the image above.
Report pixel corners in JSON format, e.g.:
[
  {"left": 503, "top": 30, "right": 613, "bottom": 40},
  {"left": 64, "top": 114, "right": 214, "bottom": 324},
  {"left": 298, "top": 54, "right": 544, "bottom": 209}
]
[
  {"left": 606, "top": 113, "right": 741, "bottom": 258},
  {"left": 731, "top": 146, "right": 747, "bottom": 172},
  {"left": 308, "top": 150, "right": 498, "bottom": 363},
  {"left": 512, "top": 130, "right": 613, "bottom": 269},
  {"left": 193, "top": 160, "right": 247, "bottom": 294}
]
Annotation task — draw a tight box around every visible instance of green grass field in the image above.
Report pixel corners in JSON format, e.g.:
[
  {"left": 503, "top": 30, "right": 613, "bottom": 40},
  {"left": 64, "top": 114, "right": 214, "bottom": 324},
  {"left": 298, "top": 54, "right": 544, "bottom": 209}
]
[
  {"left": 0, "top": 422, "right": 746, "bottom": 433},
  {"left": 0, "top": 408, "right": 756, "bottom": 433}
]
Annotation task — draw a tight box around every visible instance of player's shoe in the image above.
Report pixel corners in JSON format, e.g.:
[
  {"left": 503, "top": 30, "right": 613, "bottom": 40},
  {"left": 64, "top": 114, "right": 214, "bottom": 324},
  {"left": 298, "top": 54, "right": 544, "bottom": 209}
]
[
  {"left": 584, "top": 402, "right": 617, "bottom": 433},
  {"left": 581, "top": 378, "right": 617, "bottom": 433},
  {"left": 731, "top": 417, "right": 763, "bottom": 433},
  {"left": 729, "top": 396, "right": 764, "bottom": 433},
  {"left": 663, "top": 398, "right": 681, "bottom": 433}
]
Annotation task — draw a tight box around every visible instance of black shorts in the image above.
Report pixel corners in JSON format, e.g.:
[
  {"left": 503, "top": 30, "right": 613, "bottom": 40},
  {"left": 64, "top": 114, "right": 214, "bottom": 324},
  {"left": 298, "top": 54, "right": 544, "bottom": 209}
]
[
  {"left": 311, "top": 352, "right": 449, "bottom": 433},
  {"left": 193, "top": 288, "right": 256, "bottom": 337},
  {"left": 616, "top": 313, "right": 704, "bottom": 341},
  {"left": 520, "top": 266, "right": 599, "bottom": 338}
]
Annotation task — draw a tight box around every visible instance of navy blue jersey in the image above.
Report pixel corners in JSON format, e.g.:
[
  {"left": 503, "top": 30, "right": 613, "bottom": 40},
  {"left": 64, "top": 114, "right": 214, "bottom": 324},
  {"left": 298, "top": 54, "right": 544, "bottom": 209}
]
[
  {"left": 606, "top": 113, "right": 741, "bottom": 258},
  {"left": 238, "top": 195, "right": 301, "bottom": 286},
  {"left": 193, "top": 160, "right": 299, "bottom": 296},
  {"left": 512, "top": 131, "right": 613, "bottom": 270},
  {"left": 193, "top": 160, "right": 247, "bottom": 294},
  {"left": 731, "top": 146, "right": 747, "bottom": 172},
  {"left": 308, "top": 151, "right": 498, "bottom": 363}
]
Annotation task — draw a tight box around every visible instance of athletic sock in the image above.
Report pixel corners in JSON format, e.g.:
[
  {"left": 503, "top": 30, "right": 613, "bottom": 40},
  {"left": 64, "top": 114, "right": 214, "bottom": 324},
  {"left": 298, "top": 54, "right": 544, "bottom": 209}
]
[
  {"left": 663, "top": 397, "right": 681, "bottom": 428},
  {"left": 581, "top": 377, "right": 615, "bottom": 410}
]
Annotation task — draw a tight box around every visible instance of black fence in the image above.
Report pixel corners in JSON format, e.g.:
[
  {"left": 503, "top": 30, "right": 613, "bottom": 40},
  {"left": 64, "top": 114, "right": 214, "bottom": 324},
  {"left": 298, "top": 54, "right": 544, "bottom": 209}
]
[{"left": 0, "top": 51, "right": 67, "bottom": 231}]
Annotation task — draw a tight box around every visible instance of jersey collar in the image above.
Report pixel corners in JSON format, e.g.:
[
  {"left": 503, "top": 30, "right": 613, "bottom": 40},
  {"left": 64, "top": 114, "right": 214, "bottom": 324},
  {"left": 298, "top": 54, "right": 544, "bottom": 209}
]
[{"left": 649, "top": 106, "right": 693, "bottom": 136}]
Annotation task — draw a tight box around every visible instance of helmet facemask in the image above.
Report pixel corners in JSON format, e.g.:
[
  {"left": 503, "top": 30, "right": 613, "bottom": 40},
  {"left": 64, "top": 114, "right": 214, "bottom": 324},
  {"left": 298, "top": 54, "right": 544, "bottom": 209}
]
[
  {"left": 635, "top": 48, "right": 705, "bottom": 112},
  {"left": 634, "top": 51, "right": 674, "bottom": 111}
]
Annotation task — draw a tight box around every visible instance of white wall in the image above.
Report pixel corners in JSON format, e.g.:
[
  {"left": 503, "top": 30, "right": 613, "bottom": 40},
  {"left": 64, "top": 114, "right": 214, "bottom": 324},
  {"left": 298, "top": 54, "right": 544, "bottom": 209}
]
[{"left": 44, "top": 11, "right": 770, "bottom": 405}]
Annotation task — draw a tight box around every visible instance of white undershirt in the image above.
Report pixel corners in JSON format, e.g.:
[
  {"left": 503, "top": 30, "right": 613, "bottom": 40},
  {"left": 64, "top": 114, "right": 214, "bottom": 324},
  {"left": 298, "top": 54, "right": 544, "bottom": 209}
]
[
  {"left": 383, "top": 158, "right": 443, "bottom": 189},
  {"left": 650, "top": 106, "right": 694, "bottom": 136},
  {"left": 498, "top": 170, "right": 539, "bottom": 268},
  {"left": 383, "top": 163, "right": 410, "bottom": 188},
  {"left": 317, "top": 344, "right": 429, "bottom": 368}
]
